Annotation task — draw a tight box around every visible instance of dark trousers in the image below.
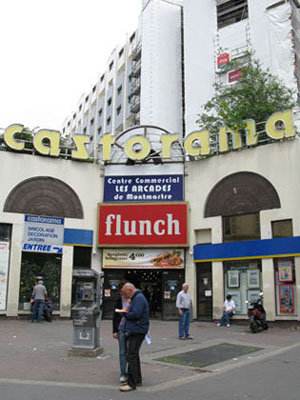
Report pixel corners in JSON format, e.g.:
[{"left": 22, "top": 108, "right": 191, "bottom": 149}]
[{"left": 127, "top": 333, "right": 145, "bottom": 389}]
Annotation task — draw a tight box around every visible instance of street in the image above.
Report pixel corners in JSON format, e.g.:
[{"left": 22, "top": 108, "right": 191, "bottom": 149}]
[{"left": 0, "top": 319, "right": 299, "bottom": 400}]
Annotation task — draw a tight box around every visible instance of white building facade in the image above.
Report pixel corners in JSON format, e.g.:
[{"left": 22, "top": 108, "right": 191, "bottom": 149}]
[{"left": 1, "top": 0, "right": 300, "bottom": 323}]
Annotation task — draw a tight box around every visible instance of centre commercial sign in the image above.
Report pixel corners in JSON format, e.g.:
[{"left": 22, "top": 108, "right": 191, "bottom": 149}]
[
  {"left": 2, "top": 109, "right": 295, "bottom": 162},
  {"left": 97, "top": 202, "right": 188, "bottom": 247}
]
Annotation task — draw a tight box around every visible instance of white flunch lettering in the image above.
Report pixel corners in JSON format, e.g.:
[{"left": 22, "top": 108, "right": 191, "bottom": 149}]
[{"left": 104, "top": 213, "right": 181, "bottom": 237}]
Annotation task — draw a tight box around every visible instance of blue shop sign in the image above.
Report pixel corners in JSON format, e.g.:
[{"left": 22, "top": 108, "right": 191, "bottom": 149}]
[{"left": 104, "top": 174, "right": 184, "bottom": 202}]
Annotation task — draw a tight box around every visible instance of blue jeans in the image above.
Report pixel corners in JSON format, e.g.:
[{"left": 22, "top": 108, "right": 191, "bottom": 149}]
[
  {"left": 178, "top": 309, "right": 191, "bottom": 338},
  {"left": 31, "top": 299, "right": 44, "bottom": 322},
  {"left": 218, "top": 311, "right": 234, "bottom": 325},
  {"left": 118, "top": 328, "right": 128, "bottom": 378}
]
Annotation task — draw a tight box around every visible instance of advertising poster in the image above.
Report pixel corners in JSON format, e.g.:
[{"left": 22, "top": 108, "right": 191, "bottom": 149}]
[
  {"left": 22, "top": 214, "right": 64, "bottom": 254},
  {"left": 0, "top": 242, "right": 10, "bottom": 311},
  {"left": 103, "top": 248, "right": 184, "bottom": 269}
]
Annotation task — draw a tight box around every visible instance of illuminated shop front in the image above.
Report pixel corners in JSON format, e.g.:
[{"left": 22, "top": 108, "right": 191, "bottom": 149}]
[{"left": 98, "top": 202, "right": 188, "bottom": 320}]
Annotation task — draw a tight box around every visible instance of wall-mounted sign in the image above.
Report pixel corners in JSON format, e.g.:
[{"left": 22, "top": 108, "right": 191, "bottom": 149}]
[
  {"left": 102, "top": 248, "right": 184, "bottom": 269},
  {"left": 2, "top": 109, "right": 295, "bottom": 162},
  {"left": 217, "top": 52, "right": 230, "bottom": 69},
  {"left": 97, "top": 202, "right": 188, "bottom": 247},
  {"left": 104, "top": 174, "right": 183, "bottom": 202},
  {"left": 228, "top": 69, "right": 243, "bottom": 84},
  {"left": 0, "top": 242, "right": 10, "bottom": 311},
  {"left": 22, "top": 214, "right": 64, "bottom": 254}
]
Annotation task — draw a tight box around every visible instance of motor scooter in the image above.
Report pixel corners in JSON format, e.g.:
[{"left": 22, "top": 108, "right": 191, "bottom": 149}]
[{"left": 245, "top": 292, "right": 268, "bottom": 333}]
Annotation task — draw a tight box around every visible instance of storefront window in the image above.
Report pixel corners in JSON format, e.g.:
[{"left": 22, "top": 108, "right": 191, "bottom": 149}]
[
  {"left": 19, "top": 252, "right": 61, "bottom": 311},
  {"left": 274, "top": 258, "right": 297, "bottom": 316},
  {"left": 224, "top": 260, "right": 262, "bottom": 315}
]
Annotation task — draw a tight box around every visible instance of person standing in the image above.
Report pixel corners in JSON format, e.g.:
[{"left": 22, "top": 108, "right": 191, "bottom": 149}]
[
  {"left": 176, "top": 283, "right": 193, "bottom": 340},
  {"left": 117, "top": 283, "right": 149, "bottom": 392},
  {"left": 217, "top": 294, "right": 236, "bottom": 328},
  {"left": 31, "top": 280, "right": 47, "bottom": 323},
  {"left": 112, "top": 282, "right": 130, "bottom": 383}
]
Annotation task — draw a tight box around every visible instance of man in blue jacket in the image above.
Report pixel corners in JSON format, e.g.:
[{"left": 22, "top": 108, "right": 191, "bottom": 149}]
[{"left": 117, "top": 283, "right": 149, "bottom": 392}]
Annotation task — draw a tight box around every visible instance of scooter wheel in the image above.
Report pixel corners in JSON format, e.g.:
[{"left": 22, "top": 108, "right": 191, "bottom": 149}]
[
  {"left": 250, "top": 321, "right": 259, "bottom": 333},
  {"left": 263, "top": 322, "right": 268, "bottom": 330}
]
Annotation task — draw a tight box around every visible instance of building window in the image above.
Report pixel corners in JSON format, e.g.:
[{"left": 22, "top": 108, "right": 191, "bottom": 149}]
[
  {"left": 83, "top": 127, "right": 87, "bottom": 134},
  {"left": 117, "top": 85, "right": 122, "bottom": 95},
  {"left": 92, "top": 85, "right": 96, "bottom": 93},
  {"left": 217, "top": 0, "right": 248, "bottom": 29},
  {"left": 117, "top": 106, "right": 122, "bottom": 115},
  {"left": 100, "top": 74, "right": 105, "bottom": 82},
  {"left": 272, "top": 219, "right": 293, "bottom": 238},
  {"left": 274, "top": 258, "right": 297, "bottom": 316},
  {"left": 67, "top": 121, "right": 71, "bottom": 127},
  {"left": 130, "top": 32, "right": 136, "bottom": 43},
  {"left": 73, "top": 246, "right": 92, "bottom": 269},
  {"left": 109, "top": 61, "right": 114, "bottom": 71},
  {"left": 85, "top": 95, "right": 89, "bottom": 103},
  {"left": 98, "top": 127, "right": 102, "bottom": 135},
  {"left": 119, "top": 48, "right": 124, "bottom": 58},
  {"left": 223, "top": 213, "right": 260, "bottom": 242},
  {"left": 73, "top": 113, "right": 76, "bottom": 119},
  {"left": 90, "top": 118, "right": 94, "bottom": 126},
  {"left": 79, "top": 104, "right": 82, "bottom": 112},
  {"left": 107, "top": 98, "right": 112, "bottom": 107},
  {"left": 107, "top": 117, "right": 111, "bottom": 126},
  {"left": 98, "top": 108, "right": 103, "bottom": 117}
]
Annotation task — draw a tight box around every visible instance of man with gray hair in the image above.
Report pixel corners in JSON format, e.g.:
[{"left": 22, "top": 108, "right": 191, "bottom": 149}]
[
  {"left": 116, "top": 282, "right": 149, "bottom": 392},
  {"left": 176, "top": 283, "right": 193, "bottom": 340},
  {"left": 31, "top": 279, "right": 47, "bottom": 323}
]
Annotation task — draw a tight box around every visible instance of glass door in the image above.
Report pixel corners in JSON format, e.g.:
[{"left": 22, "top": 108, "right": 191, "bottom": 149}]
[{"left": 161, "top": 270, "right": 184, "bottom": 320}]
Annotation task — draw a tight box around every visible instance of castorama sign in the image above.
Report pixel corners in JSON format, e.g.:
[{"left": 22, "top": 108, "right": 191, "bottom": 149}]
[{"left": 97, "top": 203, "right": 188, "bottom": 247}]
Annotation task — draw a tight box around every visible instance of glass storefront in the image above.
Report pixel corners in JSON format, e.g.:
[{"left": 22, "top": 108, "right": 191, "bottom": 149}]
[
  {"left": 19, "top": 252, "right": 62, "bottom": 311},
  {"left": 224, "top": 260, "right": 262, "bottom": 315},
  {"left": 102, "top": 268, "right": 184, "bottom": 320}
]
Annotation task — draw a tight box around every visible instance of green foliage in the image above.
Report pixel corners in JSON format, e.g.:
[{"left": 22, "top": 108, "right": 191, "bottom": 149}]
[
  {"left": 14, "top": 127, "right": 34, "bottom": 149},
  {"left": 196, "top": 57, "right": 297, "bottom": 151}
]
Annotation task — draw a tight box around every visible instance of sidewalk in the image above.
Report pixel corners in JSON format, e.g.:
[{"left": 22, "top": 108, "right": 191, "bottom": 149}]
[{"left": 0, "top": 318, "right": 299, "bottom": 389}]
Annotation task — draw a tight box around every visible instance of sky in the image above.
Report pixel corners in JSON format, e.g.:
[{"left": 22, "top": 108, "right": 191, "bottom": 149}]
[{"left": 0, "top": 0, "right": 141, "bottom": 132}]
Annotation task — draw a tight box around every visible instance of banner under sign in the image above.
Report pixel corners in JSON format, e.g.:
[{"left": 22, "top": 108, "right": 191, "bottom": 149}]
[
  {"left": 23, "top": 214, "right": 64, "bottom": 254},
  {"left": 0, "top": 242, "right": 9, "bottom": 311},
  {"left": 103, "top": 248, "right": 184, "bottom": 269}
]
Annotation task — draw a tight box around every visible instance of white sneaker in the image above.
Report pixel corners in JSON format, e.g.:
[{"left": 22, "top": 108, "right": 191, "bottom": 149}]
[{"left": 120, "top": 376, "right": 127, "bottom": 383}]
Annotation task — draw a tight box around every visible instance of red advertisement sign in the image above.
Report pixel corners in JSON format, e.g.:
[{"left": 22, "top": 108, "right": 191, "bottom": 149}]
[
  {"left": 217, "top": 52, "right": 230, "bottom": 68},
  {"left": 228, "top": 69, "right": 243, "bottom": 84},
  {"left": 97, "top": 202, "right": 188, "bottom": 247}
]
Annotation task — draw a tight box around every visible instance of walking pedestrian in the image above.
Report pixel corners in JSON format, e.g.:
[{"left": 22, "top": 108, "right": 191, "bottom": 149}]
[
  {"left": 176, "top": 283, "right": 193, "bottom": 340},
  {"left": 112, "top": 281, "right": 130, "bottom": 383},
  {"left": 116, "top": 283, "right": 149, "bottom": 392},
  {"left": 31, "top": 280, "right": 47, "bottom": 323}
]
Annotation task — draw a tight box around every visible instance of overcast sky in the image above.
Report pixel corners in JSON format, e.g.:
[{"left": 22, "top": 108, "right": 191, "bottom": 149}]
[{"left": 0, "top": 0, "right": 141, "bottom": 132}]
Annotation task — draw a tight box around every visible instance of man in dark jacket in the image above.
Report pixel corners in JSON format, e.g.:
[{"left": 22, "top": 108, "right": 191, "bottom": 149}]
[{"left": 117, "top": 283, "right": 149, "bottom": 392}]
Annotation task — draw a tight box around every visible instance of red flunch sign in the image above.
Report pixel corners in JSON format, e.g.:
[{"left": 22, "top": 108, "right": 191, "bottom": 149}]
[{"left": 97, "top": 202, "right": 188, "bottom": 247}]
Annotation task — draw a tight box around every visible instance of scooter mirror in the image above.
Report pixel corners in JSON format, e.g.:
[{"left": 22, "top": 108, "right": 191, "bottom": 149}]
[{"left": 260, "top": 292, "right": 264, "bottom": 296}]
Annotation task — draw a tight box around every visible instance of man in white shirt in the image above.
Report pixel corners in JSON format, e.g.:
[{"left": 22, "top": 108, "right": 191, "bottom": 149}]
[
  {"left": 217, "top": 294, "right": 236, "bottom": 328},
  {"left": 176, "top": 283, "right": 193, "bottom": 340}
]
